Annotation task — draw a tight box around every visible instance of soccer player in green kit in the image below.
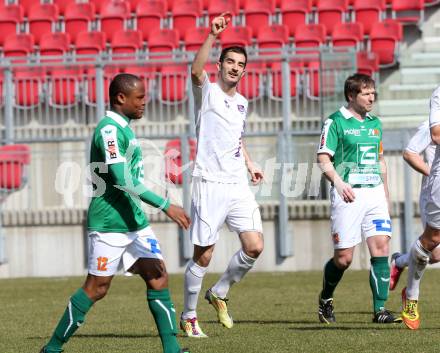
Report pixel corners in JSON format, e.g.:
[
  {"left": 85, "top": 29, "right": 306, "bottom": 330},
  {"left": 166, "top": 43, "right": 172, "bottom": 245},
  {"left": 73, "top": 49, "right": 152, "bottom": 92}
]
[
  {"left": 40, "top": 74, "right": 191, "bottom": 353},
  {"left": 317, "top": 73, "right": 401, "bottom": 324}
]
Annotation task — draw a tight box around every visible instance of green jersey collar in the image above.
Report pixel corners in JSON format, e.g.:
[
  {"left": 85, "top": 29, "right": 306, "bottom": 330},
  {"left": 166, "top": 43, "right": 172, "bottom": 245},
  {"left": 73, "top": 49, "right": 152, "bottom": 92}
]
[
  {"left": 106, "top": 110, "right": 129, "bottom": 127},
  {"left": 339, "top": 106, "right": 373, "bottom": 120}
]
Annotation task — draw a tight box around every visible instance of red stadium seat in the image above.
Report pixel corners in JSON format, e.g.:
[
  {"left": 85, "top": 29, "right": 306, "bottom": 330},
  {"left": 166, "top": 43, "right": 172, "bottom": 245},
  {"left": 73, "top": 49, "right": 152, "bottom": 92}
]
[
  {"left": 391, "top": 0, "right": 424, "bottom": 26},
  {"left": 243, "top": 0, "right": 274, "bottom": 37},
  {"left": 0, "top": 144, "right": 30, "bottom": 191},
  {"left": 28, "top": 3, "right": 59, "bottom": 45},
  {"left": 136, "top": 0, "right": 166, "bottom": 41},
  {"left": 84, "top": 66, "right": 121, "bottom": 105},
  {"left": 48, "top": 67, "right": 82, "bottom": 107},
  {"left": 331, "top": 22, "right": 364, "bottom": 49},
  {"left": 100, "top": 0, "right": 131, "bottom": 42},
  {"left": 159, "top": 64, "right": 188, "bottom": 103},
  {"left": 17, "top": 0, "right": 36, "bottom": 17},
  {"left": 13, "top": 67, "right": 43, "bottom": 107},
  {"left": 89, "top": 0, "right": 110, "bottom": 14},
  {"left": 39, "top": 32, "right": 70, "bottom": 61},
  {"left": 369, "top": 19, "right": 402, "bottom": 66},
  {"left": 184, "top": 27, "right": 210, "bottom": 51},
  {"left": 52, "top": 0, "right": 75, "bottom": 16},
  {"left": 75, "top": 31, "right": 107, "bottom": 61},
  {"left": 257, "top": 24, "right": 289, "bottom": 55},
  {"left": 269, "top": 61, "right": 303, "bottom": 99},
  {"left": 64, "top": 2, "right": 95, "bottom": 44},
  {"left": 280, "top": 0, "right": 312, "bottom": 37},
  {"left": 4, "top": 33, "right": 34, "bottom": 62},
  {"left": 111, "top": 29, "right": 143, "bottom": 58},
  {"left": 164, "top": 138, "right": 196, "bottom": 184},
  {"left": 220, "top": 26, "right": 252, "bottom": 47},
  {"left": 238, "top": 61, "right": 266, "bottom": 100},
  {"left": 353, "top": 0, "right": 386, "bottom": 36},
  {"left": 207, "top": 0, "right": 239, "bottom": 22},
  {"left": 356, "top": 51, "right": 379, "bottom": 76},
  {"left": 148, "top": 28, "right": 179, "bottom": 59},
  {"left": 294, "top": 24, "right": 326, "bottom": 57},
  {"left": 0, "top": 4, "right": 23, "bottom": 46},
  {"left": 316, "top": 0, "right": 348, "bottom": 36},
  {"left": 171, "top": 0, "right": 202, "bottom": 40},
  {"left": 306, "top": 60, "right": 320, "bottom": 99}
]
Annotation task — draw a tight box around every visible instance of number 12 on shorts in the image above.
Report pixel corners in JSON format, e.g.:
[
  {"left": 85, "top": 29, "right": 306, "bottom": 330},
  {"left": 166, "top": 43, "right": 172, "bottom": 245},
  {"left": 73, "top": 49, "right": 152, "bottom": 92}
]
[{"left": 97, "top": 256, "right": 108, "bottom": 271}]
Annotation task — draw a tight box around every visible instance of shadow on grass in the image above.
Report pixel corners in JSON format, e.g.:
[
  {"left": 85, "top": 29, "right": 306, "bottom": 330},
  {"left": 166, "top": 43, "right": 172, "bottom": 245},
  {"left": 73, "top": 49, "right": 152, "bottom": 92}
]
[
  {"left": 289, "top": 325, "right": 407, "bottom": 331},
  {"left": 27, "top": 333, "right": 158, "bottom": 340}
]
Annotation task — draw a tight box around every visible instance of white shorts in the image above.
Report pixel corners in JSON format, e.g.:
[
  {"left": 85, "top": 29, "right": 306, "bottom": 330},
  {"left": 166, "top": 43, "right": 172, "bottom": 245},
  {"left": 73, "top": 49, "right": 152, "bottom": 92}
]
[
  {"left": 420, "top": 188, "right": 429, "bottom": 228},
  {"left": 330, "top": 184, "right": 392, "bottom": 249},
  {"left": 87, "top": 226, "right": 163, "bottom": 276},
  {"left": 425, "top": 174, "right": 440, "bottom": 229},
  {"left": 190, "top": 177, "right": 263, "bottom": 246}
]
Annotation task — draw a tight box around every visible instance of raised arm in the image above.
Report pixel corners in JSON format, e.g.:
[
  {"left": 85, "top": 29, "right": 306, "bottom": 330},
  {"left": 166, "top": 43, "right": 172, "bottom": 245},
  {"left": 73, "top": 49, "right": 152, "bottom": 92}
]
[{"left": 191, "top": 12, "right": 230, "bottom": 86}]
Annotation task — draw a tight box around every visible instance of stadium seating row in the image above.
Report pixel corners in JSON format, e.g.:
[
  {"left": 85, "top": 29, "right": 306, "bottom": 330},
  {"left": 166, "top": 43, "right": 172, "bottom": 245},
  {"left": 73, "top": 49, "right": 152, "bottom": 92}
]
[
  {"left": 0, "top": 0, "right": 429, "bottom": 45},
  {"left": 0, "top": 20, "right": 401, "bottom": 66},
  {"left": 0, "top": 49, "right": 379, "bottom": 107}
]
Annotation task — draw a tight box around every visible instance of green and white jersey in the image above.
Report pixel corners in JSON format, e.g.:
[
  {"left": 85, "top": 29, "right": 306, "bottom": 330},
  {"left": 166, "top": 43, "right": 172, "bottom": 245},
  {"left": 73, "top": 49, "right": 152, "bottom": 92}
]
[
  {"left": 317, "top": 106, "right": 384, "bottom": 187},
  {"left": 87, "top": 110, "right": 148, "bottom": 232}
]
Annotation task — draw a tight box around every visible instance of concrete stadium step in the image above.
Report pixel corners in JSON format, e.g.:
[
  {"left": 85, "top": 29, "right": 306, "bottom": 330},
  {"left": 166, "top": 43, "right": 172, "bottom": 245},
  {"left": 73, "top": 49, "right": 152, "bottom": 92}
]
[
  {"left": 399, "top": 52, "right": 440, "bottom": 68},
  {"left": 376, "top": 99, "right": 429, "bottom": 117},
  {"left": 379, "top": 83, "right": 437, "bottom": 100},
  {"left": 398, "top": 67, "right": 440, "bottom": 84}
]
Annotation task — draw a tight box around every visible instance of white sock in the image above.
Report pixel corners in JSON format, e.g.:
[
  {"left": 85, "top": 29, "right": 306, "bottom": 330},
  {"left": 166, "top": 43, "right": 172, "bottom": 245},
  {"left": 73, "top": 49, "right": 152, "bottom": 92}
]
[
  {"left": 182, "top": 259, "right": 208, "bottom": 320},
  {"left": 406, "top": 240, "right": 431, "bottom": 300},
  {"left": 211, "top": 249, "right": 257, "bottom": 299},
  {"left": 396, "top": 253, "right": 410, "bottom": 269}
]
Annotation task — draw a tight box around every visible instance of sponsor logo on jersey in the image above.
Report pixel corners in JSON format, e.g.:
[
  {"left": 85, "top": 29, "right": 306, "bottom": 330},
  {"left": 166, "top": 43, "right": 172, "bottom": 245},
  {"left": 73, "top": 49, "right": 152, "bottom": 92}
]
[
  {"left": 107, "top": 140, "right": 117, "bottom": 159},
  {"left": 237, "top": 104, "right": 245, "bottom": 113},
  {"left": 368, "top": 128, "right": 380, "bottom": 137},
  {"left": 332, "top": 233, "right": 340, "bottom": 244},
  {"left": 344, "top": 128, "right": 361, "bottom": 136}
]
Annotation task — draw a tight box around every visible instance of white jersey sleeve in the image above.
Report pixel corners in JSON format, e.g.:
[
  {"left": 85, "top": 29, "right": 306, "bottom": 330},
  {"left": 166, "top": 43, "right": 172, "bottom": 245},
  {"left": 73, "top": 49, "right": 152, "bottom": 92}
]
[
  {"left": 429, "top": 86, "right": 440, "bottom": 128},
  {"left": 406, "top": 120, "right": 431, "bottom": 154}
]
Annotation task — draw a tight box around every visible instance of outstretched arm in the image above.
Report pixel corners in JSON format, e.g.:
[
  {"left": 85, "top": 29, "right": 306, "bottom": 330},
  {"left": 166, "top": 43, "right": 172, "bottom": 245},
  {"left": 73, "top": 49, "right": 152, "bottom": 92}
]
[
  {"left": 108, "top": 163, "right": 191, "bottom": 229},
  {"left": 191, "top": 12, "right": 231, "bottom": 86}
]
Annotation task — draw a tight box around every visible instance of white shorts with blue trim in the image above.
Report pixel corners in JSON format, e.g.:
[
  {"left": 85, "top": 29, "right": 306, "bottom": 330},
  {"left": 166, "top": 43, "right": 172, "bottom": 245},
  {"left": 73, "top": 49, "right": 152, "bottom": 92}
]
[
  {"left": 87, "top": 226, "right": 163, "bottom": 276},
  {"left": 190, "top": 177, "right": 263, "bottom": 247},
  {"left": 330, "top": 184, "right": 392, "bottom": 249}
]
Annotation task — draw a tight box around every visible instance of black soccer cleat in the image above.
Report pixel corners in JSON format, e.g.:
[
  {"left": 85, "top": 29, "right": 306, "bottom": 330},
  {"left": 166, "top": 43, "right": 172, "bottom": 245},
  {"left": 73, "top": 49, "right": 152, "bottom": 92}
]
[
  {"left": 318, "top": 295, "right": 336, "bottom": 324},
  {"left": 373, "top": 309, "right": 402, "bottom": 323}
]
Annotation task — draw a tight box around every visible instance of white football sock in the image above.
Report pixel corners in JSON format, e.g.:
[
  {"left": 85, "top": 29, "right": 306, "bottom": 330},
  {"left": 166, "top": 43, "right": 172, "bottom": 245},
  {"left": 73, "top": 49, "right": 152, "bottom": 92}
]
[
  {"left": 182, "top": 259, "right": 208, "bottom": 320},
  {"left": 395, "top": 253, "right": 410, "bottom": 269},
  {"left": 211, "top": 249, "right": 257, "bottom": 299},
  {"left": 406, "top": 239, "right": 431, "bottom": 300}
]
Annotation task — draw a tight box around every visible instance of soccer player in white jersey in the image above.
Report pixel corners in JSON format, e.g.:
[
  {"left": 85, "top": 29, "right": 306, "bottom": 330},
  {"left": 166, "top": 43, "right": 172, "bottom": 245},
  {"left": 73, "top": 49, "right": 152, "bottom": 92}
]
[
  {"left": 317, "top": 74, "right": 401, "bottom": 324},
  {"left": 179, "top": 13, "right": 264, "bottom": 338},
  {"left": 389, "top": 120, "right": 440, "bottom": 290},
  {"left": 40, "top": 74, "right": 191, "bottom": 353},
  {"left": 401, "top": 86, "right": 440, "bottom": 330}
]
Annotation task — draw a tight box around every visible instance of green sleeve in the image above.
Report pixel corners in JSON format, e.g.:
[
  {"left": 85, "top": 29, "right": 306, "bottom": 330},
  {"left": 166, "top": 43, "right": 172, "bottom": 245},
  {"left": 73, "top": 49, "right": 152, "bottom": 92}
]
[{"left": 108, "top": 162, "right": 170, "bottom": 211}]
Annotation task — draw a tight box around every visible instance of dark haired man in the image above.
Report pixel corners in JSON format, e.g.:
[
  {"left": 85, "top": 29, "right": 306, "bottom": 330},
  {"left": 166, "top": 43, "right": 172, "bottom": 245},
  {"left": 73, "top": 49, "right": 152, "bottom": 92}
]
[
  {"left": 180, "top": 13, "right": 264, "bottom": 338},
  {"left": 316, "top": 73, "right": 401, "bottom": 324},
  {"left": 40, "top": 74, "right": 191, "bottom": 353}
]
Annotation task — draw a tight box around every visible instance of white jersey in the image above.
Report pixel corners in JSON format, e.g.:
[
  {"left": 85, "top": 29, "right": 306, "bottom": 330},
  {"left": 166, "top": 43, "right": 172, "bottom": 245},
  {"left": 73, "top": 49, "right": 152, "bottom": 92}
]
[
  {"left": 405, "top": 120, "right": 435, "bottom": 193},
  {"left": 192, "top": 72, "right": 248, "bottom": 184},
  {"left": 428, "top": 86, "right": 440, "bottom": 176}
]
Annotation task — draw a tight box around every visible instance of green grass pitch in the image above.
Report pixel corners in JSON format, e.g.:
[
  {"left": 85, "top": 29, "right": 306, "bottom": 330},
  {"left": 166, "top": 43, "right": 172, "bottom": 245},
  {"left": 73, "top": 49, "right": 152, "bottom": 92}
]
[{"left": 1, "top": 270, "right": 439, "bottom": 353}]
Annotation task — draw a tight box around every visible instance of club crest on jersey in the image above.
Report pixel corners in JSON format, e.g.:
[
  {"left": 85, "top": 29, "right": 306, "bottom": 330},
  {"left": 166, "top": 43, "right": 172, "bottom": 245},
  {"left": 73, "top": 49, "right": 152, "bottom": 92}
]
[
  {"left": 237, "top": 104, "right": 245, "bottom": 113},
  {"left": 332, "top": 233, "right": 340, "bottom": 244},
  {"left": 224, "top": 99, "right": 230, "bottom": 108}
]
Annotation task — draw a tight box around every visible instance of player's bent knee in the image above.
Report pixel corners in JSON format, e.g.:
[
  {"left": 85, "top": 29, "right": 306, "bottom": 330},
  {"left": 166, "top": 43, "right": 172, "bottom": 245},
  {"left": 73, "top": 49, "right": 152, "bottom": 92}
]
[
  {"left": 430, "top": 246, "right": 440, "bottom": 263},
  {"left": 411, "top": 239, "right": 430, "bottom": 265},
  {"left": 244, "top": 243, "right": 263, "bottom": 258},
  {"left": 334, "top": 256, "right": 352, "bottom": 270}
]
